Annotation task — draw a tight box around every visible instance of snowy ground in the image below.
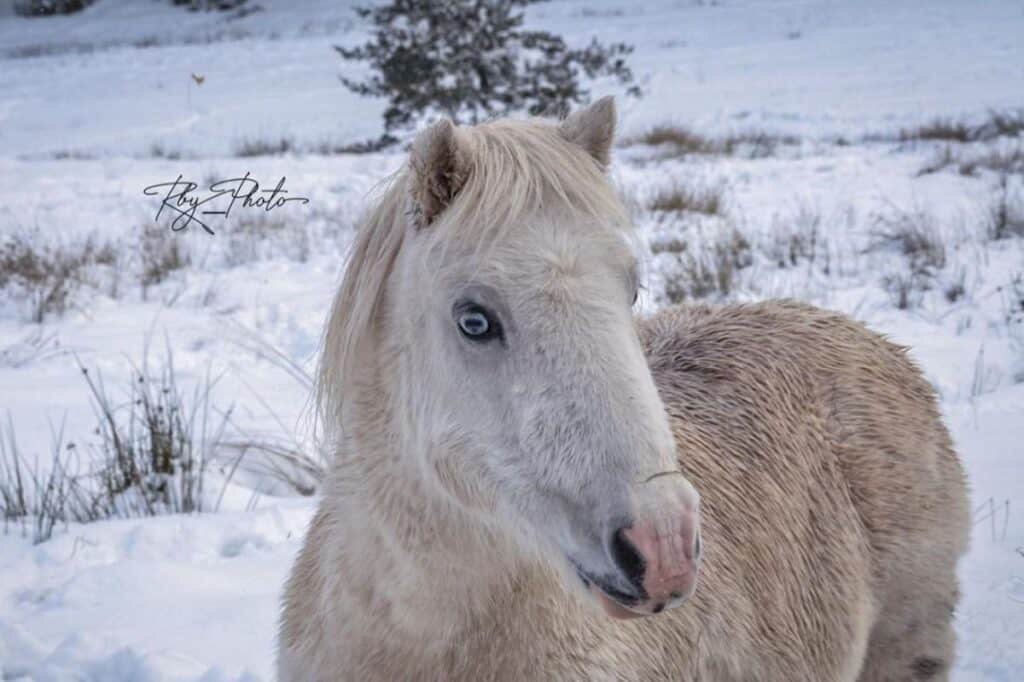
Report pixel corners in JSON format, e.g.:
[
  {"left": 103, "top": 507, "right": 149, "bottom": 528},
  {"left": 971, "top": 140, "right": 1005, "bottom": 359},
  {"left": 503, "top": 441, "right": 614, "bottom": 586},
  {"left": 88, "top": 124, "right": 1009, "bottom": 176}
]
[{"left": 1, "top": 0, "right": 1022, "bottom": 679}]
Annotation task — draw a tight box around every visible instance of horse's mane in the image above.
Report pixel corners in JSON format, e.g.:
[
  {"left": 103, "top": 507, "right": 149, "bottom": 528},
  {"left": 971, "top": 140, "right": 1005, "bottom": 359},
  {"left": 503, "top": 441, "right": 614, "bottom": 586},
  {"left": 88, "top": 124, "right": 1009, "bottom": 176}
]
[{"left": 315, "top": 117, "right": 631, "bottom": 448}]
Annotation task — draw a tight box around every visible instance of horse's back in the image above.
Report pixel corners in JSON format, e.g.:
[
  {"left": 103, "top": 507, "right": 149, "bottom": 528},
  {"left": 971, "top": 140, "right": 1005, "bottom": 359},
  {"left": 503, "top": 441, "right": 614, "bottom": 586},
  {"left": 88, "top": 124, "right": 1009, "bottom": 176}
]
[{"left": 638, "top": 300, "right": 969, "bottom": 680}]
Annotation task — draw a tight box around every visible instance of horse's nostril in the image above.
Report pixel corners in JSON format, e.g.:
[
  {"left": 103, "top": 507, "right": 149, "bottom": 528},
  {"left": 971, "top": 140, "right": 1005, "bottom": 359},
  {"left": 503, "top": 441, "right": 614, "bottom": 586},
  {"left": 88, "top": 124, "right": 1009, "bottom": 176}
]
[
  {"left": 610, "top": 527, "right": 646, "bottom": 592},
  {"left": 693, "top": 531, "right": 702, "bottom": 559}
]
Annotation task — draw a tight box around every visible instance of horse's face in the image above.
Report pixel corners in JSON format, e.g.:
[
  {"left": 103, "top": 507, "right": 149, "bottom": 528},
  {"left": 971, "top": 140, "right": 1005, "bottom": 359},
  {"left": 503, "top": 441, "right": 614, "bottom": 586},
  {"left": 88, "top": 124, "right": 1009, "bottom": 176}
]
[{"left": 395, "top": 99, "right": 701, "bottom": 618}]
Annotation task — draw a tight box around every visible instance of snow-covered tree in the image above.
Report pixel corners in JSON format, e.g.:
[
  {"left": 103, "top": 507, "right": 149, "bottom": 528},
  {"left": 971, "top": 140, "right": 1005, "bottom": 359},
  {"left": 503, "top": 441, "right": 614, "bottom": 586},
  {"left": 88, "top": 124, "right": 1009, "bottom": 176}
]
[{"left": 336, "top": 0, "right": 639, "bottom": 137}]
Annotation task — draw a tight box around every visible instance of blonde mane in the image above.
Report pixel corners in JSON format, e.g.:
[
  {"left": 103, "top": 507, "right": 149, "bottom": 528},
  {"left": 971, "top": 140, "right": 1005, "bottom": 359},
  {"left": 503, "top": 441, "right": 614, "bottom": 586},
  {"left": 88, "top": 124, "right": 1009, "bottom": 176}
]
[{"left": 315, "top": 117, "right": 632, "bottom": 448}]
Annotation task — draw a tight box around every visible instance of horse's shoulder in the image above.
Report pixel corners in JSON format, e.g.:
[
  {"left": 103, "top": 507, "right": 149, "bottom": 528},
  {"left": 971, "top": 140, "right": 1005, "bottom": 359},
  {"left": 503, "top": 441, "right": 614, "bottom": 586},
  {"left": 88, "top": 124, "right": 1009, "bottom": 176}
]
[{"left": 638, "top": 299, "right": 897, "bottom": 379}]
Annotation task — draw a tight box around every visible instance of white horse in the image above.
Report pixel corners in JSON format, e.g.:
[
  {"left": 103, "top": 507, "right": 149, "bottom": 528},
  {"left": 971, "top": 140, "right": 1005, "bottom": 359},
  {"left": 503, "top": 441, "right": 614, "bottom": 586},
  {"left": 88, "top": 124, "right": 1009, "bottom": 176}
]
[{"left": 279, "top": 98, "right": 969, "bottom": 681}]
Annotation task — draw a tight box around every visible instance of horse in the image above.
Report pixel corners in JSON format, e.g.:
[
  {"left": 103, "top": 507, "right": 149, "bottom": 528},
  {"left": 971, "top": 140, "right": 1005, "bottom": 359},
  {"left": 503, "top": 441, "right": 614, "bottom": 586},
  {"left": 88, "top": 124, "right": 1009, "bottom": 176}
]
[{"left": 278, "top": 97, "right": 969, "bottom": 681}]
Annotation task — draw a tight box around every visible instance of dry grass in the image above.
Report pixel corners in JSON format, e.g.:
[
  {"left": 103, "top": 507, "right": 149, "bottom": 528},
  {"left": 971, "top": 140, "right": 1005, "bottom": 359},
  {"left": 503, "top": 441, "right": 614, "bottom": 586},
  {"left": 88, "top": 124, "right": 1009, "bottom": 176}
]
[
  {"left": 960, "top": 147, "right": 1024, "bottom": 176},
  {"left": 81, "top": 349, "right": 231, "bottom": 518},
  {"left": 944, "top": 269, "right": 967, "bottom": 304},
  {"left": 649, "top": 236, "right": 689, "bottom": 255},
  {"left": 0, "top": 232, "right": 116, "bottom": 323},
  {"left": 218, "top": 320, "right": 324, "bottom": 496},
  {"left": 308, "top": 134, "right": 397, "bottom": 155},
  {"left": 882, "top": 271, "right": 929, "bottom": 310},
  {"left": 1004, "top": 273, "right": 1024, "bottom": 326},
  {"left": 138, "top": 222, "right": 190, "bottom": 298},
  {"left": 917, "top": 145, "right": 960, "bottom": 176},
  {"left": 868, "top": 207, "right": 948, "bottom": 310},
  {"left": 52, "top": 149, "right": 96, "bottom": 161},
  {"left": 233, "top": 135, "right": 295, "bottom": 157},
  {"left": 761, "top": 206, "right": 826, "bottom": 270},
  {"left": 1, "top": 346, "right": 236, "bottom": 543},
  {"left": 222, "top": 213, "right": 311, "bottom": 265},
  {"left": 717, "top": 131, "right": 800, "bottom": 158},
  {"left": 0, "top": 418, "right": 96, "bottom": 544},
  {"left": 900, "top": 109, "right": 1024, "bottom": 144},
  {"left": 663, "top": 228, "right": 752, "bottom": 303},
  {"left": 649, "top": 182, "right": 726, "bottom": 216},
  {"left": 868, "top": 209, "right": 947, "bottom": 275},
  {"left": 919, "top": 144, "right": 1024, "bottom": 177},
  {"left": 148, "top": 142, "right": 185, "bottom": 160},
  {"left": 985, "top": 174, "right": 1024, "bottom": 241},
  {"left": 0, "top": 328, "right": 64, "bottom": 369},
  {"left": 900, "top": 119, "right": 973, "bottom": 143},
  {"left": 976, "top": 110, "right": 1024, "bottom": 140},
  {"left": 628, "top": 124, "right": 798, "bottom": 159},
  {"left": 635, "top": 124, "right": 715, "bottom": 155}
]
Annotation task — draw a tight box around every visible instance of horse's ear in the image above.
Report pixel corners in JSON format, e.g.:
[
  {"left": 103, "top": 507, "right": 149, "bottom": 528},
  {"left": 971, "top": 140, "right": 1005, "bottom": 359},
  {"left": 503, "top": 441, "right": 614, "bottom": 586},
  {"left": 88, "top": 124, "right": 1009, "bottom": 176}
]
[
  {"left": 409, "top": 118, "right": 469, "bottom": 228},
  {"left": 558, "top": 96, "right": 616, "bottom": 169}
]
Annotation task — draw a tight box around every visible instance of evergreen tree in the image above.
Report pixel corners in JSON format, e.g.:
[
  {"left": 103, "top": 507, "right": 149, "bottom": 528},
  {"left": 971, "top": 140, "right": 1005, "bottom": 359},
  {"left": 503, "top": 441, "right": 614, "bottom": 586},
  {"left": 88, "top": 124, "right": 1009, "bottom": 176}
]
[{"left": 336, "top": 0, "right": 639, "bottom": 136}]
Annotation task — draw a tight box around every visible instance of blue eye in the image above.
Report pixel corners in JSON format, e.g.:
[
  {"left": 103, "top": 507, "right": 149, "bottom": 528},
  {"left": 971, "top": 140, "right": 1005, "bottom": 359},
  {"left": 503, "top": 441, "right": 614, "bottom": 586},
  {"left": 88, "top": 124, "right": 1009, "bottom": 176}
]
[
  {"left": 459, "top": 311, "right": 489, "bottom": 336},
  {"left": 456, "top": 304, "right": 501, "bottom": 342}
]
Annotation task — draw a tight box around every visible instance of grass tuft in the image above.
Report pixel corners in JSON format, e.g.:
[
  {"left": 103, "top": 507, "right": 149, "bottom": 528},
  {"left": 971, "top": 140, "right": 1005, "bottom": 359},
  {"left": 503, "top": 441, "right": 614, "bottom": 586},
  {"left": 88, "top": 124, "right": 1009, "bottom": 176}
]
[
  {"left": 649, "top": 182, "right": 726, "bottom": 216},
  {"left": 628, "top": 124, "right": 799, "bottom": 159},
  {"left": 662, "top": 227, "right": 752, "bottom": 303},
  {"left": 233, "top": 136, "right": 295, "bottom": 157}
]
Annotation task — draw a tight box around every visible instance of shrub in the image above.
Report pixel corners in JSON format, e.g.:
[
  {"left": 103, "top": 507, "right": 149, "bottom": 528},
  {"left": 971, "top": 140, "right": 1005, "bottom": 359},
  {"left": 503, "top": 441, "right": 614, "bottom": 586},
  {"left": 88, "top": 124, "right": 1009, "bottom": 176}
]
[{"left": 336, "top": 0, "right": 638, "bottom": 135}]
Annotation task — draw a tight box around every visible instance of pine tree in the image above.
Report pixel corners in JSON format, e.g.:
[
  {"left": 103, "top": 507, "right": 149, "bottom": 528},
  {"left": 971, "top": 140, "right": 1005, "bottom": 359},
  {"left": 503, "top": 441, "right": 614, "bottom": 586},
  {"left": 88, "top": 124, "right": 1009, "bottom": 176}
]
[{"left": 336, "top": 0, "right": 639, "bottom": 137}]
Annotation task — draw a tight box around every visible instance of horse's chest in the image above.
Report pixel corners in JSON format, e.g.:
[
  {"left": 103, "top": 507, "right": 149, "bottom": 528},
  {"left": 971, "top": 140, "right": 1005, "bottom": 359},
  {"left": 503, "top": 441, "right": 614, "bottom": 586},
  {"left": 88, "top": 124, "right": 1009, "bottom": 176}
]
[{"left": 432, "top": 609, "right": 646, "bottom": 681}]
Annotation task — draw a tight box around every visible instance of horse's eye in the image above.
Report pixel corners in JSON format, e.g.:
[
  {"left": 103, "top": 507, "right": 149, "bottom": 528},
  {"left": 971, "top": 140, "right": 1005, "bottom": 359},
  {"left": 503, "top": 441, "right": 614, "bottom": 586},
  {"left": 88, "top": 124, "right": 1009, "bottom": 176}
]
[{"left": 457, "top": 305, "right": 501, "bottom": 342}]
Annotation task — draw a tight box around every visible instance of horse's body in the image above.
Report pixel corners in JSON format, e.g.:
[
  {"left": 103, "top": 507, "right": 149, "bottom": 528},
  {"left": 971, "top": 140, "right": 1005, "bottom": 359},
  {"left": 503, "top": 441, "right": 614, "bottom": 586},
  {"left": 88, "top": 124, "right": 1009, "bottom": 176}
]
[{"left": 279, "top": 100, "right": 969, "bottom": 681}]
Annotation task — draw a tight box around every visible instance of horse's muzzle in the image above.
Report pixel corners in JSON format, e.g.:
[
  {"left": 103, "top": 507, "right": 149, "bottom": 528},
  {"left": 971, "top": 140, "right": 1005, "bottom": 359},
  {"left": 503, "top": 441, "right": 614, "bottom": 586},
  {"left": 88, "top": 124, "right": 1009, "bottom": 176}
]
[{"left": 596, "top": 507, "right": 702, "bottom": 619}]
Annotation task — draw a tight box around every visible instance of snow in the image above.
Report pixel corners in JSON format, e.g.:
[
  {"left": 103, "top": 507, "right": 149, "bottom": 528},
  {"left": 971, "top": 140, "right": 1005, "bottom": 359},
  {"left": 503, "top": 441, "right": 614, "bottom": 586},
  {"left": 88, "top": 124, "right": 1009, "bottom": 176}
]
[
  {"left": 1, "top": 0, "right": 1022, "bottom": 680},
  {"left": 0, "top": 502, "right": 313, "bottom": 681}
]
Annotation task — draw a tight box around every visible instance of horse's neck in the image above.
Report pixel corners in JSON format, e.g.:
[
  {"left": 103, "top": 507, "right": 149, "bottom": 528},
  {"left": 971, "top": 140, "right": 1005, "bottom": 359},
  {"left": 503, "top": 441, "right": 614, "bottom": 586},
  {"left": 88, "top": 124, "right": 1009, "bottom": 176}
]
[{"left": 323, "top": 402, "right": 540, "bottom": 646}]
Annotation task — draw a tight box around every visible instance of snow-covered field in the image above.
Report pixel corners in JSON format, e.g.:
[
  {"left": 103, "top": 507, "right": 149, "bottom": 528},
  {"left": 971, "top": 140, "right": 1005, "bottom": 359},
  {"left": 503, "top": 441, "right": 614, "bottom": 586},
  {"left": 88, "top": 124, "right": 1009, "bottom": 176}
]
[{"left": 1, "top": 0, "right": 1022, "bottom": 679}]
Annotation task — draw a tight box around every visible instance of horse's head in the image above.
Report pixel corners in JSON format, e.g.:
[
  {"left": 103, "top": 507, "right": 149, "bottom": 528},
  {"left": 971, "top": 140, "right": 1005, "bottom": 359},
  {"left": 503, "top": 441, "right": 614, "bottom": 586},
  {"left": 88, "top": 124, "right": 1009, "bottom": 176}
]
[{"left": 323, "top": 98, "right": 701, "bottom": 618}]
